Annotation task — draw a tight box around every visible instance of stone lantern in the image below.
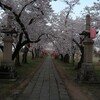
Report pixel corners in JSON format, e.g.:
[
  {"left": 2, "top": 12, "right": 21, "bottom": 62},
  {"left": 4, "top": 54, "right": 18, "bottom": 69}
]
[
  {"left": 78, "top": 14, "right": 96, "bottom": 82},
  {"left": 0, "top": 11, "right": 17, "bottom": 80}
]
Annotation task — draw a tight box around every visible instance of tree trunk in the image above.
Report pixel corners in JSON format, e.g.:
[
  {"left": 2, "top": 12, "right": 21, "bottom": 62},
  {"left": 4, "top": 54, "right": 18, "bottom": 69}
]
[
  {"left": 35, "top": 48, "right": 37, "bottom": 58},
  {"left": 73, "top": 39, "right": 84, "bottom": 70},
  {"left": 15, "top": 53, "right": 20, "bottom": 66},
  {"left": 72, "top": 53, "right": 75, "bottom": 65},
  {"left": 75, "top": 46, "right": 84, "bottom": 69},
  {"left": 64, "top": 53, "right": 70, "bottom": 63},
  {"left": 31, "top": 50, "right": 34, "bottom": 59},
  {"left": 35, "top": 48, "right": 40, "bottom": 58},
  {"left": 59, "top": 54, "right": 63, "bottom": 61},
  {"left": 22, "top": 46, "right": 29, "bottom": 64}
]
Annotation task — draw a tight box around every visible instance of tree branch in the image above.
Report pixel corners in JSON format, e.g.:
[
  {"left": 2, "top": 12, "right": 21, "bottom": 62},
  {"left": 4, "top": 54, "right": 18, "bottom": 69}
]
[
  {"left": 18, "top": 0, "right": 37, "bottom": 17},
  {"left": 18, "top": 0, "right": 44, "bottom": 18},
  {"left": 0, "top": 2, "right": 12, "bottom": 10},
  {"left": 0, "top": 2, "right": 31, "bottom": 42},
  {"left": 33, "top": 33, "right": 45, "bottom": 43},
  {"left": 73, "top": 38, "right": 80, "bottom": 48}
]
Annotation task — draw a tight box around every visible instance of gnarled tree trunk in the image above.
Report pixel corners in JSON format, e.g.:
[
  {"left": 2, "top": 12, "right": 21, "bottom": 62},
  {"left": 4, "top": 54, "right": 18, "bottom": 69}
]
[{"left": 73, "top": 39, "right": 84, "bottom": 70}]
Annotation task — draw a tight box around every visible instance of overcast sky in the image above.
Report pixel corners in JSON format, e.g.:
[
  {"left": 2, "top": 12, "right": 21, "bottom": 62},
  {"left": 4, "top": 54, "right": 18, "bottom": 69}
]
[{"left": 50, "top": 0, "right": 97, "bottom": 18}]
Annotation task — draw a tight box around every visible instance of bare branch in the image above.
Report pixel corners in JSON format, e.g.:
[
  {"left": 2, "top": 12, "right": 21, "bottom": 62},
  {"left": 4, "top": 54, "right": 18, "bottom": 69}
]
[
  {"left": 73, "top": 38, "right": 80, "bottom": 48},
  {"left": 0, "top": 2, "right": 12, "bottom": 10},
  {"left": 28, "top": 18, "right": 34, "bottom": 25},
  {"left": 18, "top": 0, "right": 44, "bottom": 18},
  {"left": 64, "top": 0, "right": 79, "bottom": 26},
  {"left": 33, "top": 33, "right": 45, "bottom": 43},
  {"left": 18, "top": 0, "right": 37, "bottom": 17}
]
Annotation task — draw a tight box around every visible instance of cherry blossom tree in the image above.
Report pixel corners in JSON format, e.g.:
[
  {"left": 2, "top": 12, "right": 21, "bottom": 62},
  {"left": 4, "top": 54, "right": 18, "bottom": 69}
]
[
  {"left": 0, "top": 0, "right": 89, "bottom": 67},
  {"left": 81, "top": 0, "right": 100, "bottom": 57},
  {"left": 0, "top": 0, "right": 53, "bottom": 64},
  {"left": 46, "top": 9, "right": 85, "bottom": 64}
]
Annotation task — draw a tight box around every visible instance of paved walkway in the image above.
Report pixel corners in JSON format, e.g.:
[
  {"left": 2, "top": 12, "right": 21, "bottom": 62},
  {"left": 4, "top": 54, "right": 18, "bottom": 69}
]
[{"left": 15, "top": 57, "right": 70, "bottom": 100}]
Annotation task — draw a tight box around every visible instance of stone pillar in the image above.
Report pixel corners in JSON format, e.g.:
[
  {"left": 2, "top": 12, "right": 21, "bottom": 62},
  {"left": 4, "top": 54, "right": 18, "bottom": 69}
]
[
  {"left": 78, "top": 15, "right": 96, "bottom": 82},
  {"left": 83, "top": 14, "right": 93, "bottom": 63},
  {"left": 86, "top": 14, "right": 90, "bottom": 31},
  {"left": 0, "top": 34, "right": 17, "bottom": 80},
  {"left": 0, "top": 11, "right": 17, "bottom": 80},
  {"left": 3, "top": 34, "right": 13, "bottom": 64},
  {"left": 83, "top": 39, "right": 94, "bottom": 63}
]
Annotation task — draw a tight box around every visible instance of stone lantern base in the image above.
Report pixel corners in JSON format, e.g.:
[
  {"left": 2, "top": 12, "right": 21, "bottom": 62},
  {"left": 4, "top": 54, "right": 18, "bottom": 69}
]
[
  {"left": 0, "top": 62, "right": 17, "bottom": 81},
  {"left": 77, "top": 63, "right": 96, "bottom": 83}
]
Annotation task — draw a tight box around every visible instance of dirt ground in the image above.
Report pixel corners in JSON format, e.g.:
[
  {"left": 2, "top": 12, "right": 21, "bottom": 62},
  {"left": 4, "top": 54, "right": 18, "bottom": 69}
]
[{"left": 54, "top": 60, "right": 96, "bottom": 100}]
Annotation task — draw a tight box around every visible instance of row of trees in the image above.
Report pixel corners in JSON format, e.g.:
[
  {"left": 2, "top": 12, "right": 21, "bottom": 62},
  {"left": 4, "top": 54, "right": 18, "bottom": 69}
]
[
  {"left": 0, "top": 0, "right": 53, "bottom": 64},
  {"left": 46, "top": 0, "right": 100, "bottom": 69},
  {"left": 0, "top": 0, "right": 100, "bottom": 68},
  {"left": 0, "top": 0, "right": 80, "bottom": 65}
]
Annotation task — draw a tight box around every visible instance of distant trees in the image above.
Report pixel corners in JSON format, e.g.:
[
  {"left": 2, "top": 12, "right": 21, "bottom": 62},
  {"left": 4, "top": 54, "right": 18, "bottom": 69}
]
[{"left": 47, "top": 11, "right": 85, "bottom": 67}]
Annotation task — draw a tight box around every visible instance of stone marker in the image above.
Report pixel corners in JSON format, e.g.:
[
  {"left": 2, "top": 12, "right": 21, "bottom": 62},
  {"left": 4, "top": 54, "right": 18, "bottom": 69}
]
[
  {"left": 3, "top": 34, "right": 13, "bottom": 64},
  {"left": 78, "top": 14, "right": 96, "bottom": 82},
  {"left": 0, "top": 11, "right": 17, "bottom": 80}
]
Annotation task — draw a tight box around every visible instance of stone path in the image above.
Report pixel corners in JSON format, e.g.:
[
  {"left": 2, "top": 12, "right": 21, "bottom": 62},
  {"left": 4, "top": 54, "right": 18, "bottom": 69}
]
[{"left": 15, "top": 57, "right": 70, "bottom": 100}]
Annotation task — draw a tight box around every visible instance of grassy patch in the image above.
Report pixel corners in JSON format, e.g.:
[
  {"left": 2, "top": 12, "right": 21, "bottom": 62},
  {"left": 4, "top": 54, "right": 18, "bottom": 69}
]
[{"left": 0, "top": 53, "right": 44, "bottom": 98}]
